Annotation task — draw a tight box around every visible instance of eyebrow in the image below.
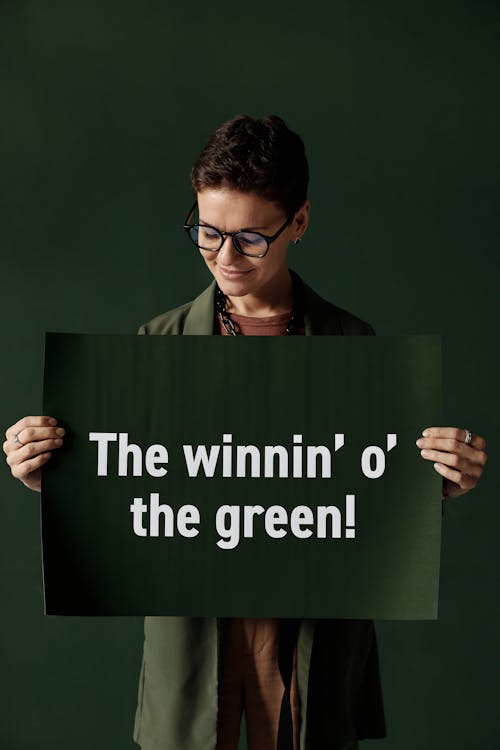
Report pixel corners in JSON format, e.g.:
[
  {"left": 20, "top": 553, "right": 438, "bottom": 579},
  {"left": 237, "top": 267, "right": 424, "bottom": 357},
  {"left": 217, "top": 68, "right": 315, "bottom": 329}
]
[{"left": 199, "top": 218, "right": 270, "bottom": 232}]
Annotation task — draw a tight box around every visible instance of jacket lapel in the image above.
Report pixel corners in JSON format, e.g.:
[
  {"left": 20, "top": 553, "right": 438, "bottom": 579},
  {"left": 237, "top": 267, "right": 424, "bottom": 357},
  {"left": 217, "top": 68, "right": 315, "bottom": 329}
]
[
  {"left": 302, "top": 282, "right": 343, "bottom": 335},
  {"left": 183, "top": 281, "right": 217, "bottom": 335}
]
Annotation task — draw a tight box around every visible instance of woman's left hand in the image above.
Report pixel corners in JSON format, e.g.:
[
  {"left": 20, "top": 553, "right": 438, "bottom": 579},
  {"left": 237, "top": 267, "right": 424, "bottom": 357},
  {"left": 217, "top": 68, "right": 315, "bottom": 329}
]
[{"left": 416, "top": 427, "right": 487, "bottom": 498}]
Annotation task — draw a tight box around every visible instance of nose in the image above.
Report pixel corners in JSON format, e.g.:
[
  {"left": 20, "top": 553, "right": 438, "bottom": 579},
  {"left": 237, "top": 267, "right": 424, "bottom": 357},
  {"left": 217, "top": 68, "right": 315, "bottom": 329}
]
[{"left": 217, "top": 234, "right": 240, "bottom": 265}]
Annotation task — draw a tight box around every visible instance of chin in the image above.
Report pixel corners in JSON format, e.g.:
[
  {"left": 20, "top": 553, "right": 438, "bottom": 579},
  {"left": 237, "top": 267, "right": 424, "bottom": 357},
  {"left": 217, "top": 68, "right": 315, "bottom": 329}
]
[{"left": 217, "top": 279, "right": 251, "bottom": 297}]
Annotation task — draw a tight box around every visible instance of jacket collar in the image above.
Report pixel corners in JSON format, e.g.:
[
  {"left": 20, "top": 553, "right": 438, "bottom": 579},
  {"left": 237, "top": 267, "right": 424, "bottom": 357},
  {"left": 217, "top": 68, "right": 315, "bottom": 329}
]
[{"left": 182, "top": 270, "right": 343, "bottom": 336}]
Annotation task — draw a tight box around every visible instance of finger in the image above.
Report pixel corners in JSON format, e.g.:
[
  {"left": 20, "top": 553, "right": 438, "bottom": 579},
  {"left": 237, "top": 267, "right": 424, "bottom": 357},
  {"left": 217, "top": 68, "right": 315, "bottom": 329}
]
[
  {"left": 6, "top": 438, "right": 63, "bottom": 467},
  {"left": 416, "top": 437, "right": 487, "bottom": 466},
  {"left": 5, "top": 425, "right": 65, "bottom": 451},
  {"left": 465, "top": 432, "right": 487, "bottom": 451},
  {"left": 419, "top": 449, "right": 482, "bottom": 479},
  {"left": 5, "top": 416, "right": 58, "bottom": 441},
  {"left": 434, "top": 463, "right": 477, "bottom": 493},
  {"left": 4, "top": 428, "right": 65, "bottom": 456},
  {"left": 11, "top": 452, "right": 52, "bottom": 480},
  {"left": 421, "top": 427, "right": 486, "bottom": 450}
]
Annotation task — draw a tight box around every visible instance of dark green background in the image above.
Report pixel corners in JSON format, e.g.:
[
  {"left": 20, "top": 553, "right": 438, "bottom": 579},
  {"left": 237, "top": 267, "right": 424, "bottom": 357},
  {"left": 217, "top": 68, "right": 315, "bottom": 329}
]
[{"left": 0, "top": 1, "right": 498, "bottom": 748}]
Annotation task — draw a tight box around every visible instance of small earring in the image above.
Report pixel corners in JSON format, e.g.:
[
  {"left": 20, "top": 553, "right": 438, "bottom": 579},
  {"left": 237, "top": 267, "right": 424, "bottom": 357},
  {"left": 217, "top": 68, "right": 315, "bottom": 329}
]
[{"left": 294, "top": 237, "right": 302, "bottom": 245}]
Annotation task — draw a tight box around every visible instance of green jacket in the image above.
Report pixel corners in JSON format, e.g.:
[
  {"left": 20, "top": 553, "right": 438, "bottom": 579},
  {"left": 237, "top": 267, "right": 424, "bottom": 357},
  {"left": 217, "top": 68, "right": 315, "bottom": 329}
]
[{"left": 133, "top": 272, "right": 386, "bottom": 750}]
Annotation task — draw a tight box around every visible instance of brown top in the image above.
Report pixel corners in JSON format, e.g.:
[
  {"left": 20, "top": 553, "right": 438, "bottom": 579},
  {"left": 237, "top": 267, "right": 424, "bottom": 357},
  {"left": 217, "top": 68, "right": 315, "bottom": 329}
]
[
  {"left": 216, "top": 309, "right": 303, "bottom": 750},
  {"left": 218, "top": 309, "right": 305, "bottom": 337},
  {"left": 216, "top": 618, "right": 300, "bottom": 750}
]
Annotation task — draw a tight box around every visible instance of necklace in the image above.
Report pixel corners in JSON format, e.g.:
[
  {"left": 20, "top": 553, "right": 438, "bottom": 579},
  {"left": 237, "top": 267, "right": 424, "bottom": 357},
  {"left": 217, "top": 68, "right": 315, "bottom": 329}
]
[{"left": 215, "top": 285, "right": 297, "bottom": 336}]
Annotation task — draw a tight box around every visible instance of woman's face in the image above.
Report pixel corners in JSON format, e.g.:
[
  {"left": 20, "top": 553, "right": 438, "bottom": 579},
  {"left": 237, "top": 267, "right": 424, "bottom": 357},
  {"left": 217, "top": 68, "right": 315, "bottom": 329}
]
[{"left": 195, "top": 188, "right": 309, "bottom": 301}]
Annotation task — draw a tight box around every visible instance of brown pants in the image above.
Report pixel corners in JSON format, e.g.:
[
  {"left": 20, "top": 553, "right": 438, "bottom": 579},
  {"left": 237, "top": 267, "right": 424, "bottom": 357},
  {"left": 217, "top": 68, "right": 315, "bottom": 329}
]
[{"left": 215, "top": 618, "right": 301, "bottom": 750}]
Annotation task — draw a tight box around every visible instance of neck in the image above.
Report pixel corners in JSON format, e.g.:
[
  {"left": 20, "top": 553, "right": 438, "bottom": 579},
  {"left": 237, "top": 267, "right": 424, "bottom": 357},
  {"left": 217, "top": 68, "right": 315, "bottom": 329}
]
[{"left": 224, "top": 270, "right": 293, "bottom": 317}]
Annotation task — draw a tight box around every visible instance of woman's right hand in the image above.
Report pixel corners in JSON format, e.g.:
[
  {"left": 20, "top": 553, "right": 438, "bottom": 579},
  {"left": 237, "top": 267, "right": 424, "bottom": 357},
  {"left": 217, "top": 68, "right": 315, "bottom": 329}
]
[{"left": 3, "top": 416, "right": 66, "bottom": 492}]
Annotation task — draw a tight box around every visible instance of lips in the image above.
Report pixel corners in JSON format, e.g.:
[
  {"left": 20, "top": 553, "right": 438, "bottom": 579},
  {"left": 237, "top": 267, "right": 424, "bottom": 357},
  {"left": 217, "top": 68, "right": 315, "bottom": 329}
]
[{"left": 218, "top": 266, "right": 253, "bottom": 279}]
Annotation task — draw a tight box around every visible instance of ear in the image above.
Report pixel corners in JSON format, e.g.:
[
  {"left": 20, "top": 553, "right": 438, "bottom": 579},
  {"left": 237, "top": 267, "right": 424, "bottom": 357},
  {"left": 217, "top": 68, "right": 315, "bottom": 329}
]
[{"left": 292, "top": 199, "right": 310, "bottom": 239}]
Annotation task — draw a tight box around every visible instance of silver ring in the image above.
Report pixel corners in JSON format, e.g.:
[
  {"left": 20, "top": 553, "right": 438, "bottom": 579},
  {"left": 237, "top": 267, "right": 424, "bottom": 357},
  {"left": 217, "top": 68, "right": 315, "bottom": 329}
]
[
  {"left": 13, "top": 432, "right": 23, "bottom": 446},
  {"left": 464, "top": 429, "right": 472, "bottom": 445}
]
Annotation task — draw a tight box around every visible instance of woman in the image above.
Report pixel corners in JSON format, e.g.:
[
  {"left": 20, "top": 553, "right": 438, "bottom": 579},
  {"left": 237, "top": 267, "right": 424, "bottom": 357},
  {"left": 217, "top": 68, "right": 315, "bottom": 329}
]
[{"left": 3, "top": 114, "right": 488, "bottom": 750}]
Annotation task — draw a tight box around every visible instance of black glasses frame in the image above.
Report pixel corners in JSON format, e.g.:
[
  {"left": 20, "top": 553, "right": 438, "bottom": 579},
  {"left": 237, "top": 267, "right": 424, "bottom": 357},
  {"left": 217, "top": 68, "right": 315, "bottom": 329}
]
[{"left": 183, "top": 201, "right": 293, "bottom": 258}]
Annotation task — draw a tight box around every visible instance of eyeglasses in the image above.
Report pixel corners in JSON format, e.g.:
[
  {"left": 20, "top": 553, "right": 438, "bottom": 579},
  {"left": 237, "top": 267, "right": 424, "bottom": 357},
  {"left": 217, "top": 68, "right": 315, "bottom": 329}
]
[{"left": 183, "top": 201, "right": 293, "bottom": 258}]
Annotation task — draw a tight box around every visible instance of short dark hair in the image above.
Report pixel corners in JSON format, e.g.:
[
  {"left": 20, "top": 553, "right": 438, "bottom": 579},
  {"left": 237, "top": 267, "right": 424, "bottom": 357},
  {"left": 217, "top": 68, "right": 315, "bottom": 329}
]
[{"left": 190, "top": 114, "right": 309, "bottom": 216}]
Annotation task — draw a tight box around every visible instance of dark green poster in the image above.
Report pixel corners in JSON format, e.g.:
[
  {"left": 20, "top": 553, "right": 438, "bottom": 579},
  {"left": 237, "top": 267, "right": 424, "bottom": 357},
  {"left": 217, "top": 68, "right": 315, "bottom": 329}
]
[{"left": 42, "top": 333, "right": 441, "bottom": 618}]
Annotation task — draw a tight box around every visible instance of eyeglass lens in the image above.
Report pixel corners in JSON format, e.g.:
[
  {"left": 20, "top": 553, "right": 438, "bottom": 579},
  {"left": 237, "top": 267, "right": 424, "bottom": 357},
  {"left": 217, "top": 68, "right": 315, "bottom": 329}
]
[{"left": 190, "top": 225, "right": 268, "bottom": 257}]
